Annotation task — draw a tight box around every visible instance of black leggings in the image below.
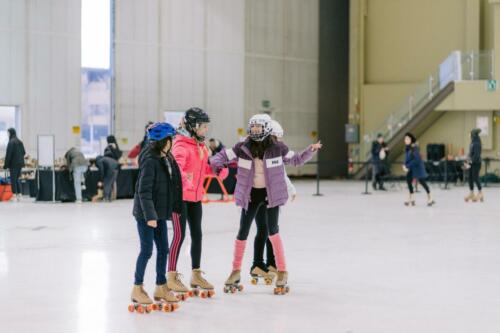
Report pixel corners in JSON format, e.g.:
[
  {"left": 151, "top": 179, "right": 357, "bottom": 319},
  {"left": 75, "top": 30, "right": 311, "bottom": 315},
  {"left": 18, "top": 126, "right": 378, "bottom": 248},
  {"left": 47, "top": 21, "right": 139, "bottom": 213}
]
[
  {"left": 169, "top": 201, "right": 203, "bottom": 270},
  {"left": 237, "top": 189, "right": 279, "bottom": 269},
  {"left": 10, "top": 168, "right": 22, "bottom": 194},
  {"left": 406, "top": 171, "right": 430, "bottom": 194},
  {"left": 253, "top": 206, "right": 276, "bottom": 269},
  {"left": 468, "top": 163, "right": 482, "bottom": 191}
]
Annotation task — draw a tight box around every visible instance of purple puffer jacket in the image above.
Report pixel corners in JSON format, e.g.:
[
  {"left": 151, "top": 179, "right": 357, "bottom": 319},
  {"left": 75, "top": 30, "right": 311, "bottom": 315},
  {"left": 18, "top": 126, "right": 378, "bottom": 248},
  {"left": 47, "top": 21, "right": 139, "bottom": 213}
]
[{"left": 210, "top": 139, "right": 314, "bottom": 210}]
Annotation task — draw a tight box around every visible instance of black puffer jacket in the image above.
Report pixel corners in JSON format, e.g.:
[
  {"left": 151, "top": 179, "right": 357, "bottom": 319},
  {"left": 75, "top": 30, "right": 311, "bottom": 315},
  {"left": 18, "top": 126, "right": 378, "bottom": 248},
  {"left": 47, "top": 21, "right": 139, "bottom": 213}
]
[
  {"left": 469, "top": 130, "right": 482, "bottom": 165},
  {"left": 133, "top": 146, "right": 183, "bottom": 222},
  {"left": 4, "top": 136, "right": 26, "bottom": 170}
]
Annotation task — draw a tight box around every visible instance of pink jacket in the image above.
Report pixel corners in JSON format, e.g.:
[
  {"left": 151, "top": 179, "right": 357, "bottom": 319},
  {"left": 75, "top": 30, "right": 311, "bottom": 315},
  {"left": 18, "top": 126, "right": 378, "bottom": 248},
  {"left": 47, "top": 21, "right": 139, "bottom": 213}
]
[{"left": 172, "top": 134, "right": 228, "bottom": 202}]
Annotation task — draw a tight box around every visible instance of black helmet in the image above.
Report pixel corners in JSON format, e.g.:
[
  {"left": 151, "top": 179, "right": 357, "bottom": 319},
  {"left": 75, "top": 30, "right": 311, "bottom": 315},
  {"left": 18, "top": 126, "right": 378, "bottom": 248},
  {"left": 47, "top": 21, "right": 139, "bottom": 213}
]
[{"left": 184, "top": 107, "right": 210, "bottom": 142}]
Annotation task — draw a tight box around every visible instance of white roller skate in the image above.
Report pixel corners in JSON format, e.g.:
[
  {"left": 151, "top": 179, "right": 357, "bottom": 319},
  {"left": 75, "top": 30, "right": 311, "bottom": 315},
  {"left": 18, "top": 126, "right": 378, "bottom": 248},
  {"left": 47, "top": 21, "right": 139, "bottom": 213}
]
[
  {"left": 274, "top": 271, "right": 290, "bottom": 295},
  {"left": 223, "top": 270, "right": 244, "bottom": 294},
  {"left": 128, "top": 285, "right": 154, "bottom": 314}
]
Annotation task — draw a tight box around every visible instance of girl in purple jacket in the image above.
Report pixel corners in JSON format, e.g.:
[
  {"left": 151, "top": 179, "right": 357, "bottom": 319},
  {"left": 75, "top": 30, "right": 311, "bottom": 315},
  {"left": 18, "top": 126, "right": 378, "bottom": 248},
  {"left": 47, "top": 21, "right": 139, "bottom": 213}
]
[{"left": 210, "top": 114, "right": 322, "bottom": 295}]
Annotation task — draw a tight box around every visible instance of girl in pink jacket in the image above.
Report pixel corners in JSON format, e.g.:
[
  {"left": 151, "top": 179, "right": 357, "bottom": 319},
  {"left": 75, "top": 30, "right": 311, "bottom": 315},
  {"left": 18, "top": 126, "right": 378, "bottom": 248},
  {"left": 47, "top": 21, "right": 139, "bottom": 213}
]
[{"left": 166, "top": 108, "right": 215, "bottom": 298}]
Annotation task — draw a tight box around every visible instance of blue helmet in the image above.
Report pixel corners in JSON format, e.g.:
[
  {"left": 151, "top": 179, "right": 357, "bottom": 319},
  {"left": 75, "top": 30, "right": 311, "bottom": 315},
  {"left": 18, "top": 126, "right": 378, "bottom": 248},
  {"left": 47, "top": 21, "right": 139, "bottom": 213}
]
[{"left": 147, "top": 122, "right": 176, "bottom": 142}]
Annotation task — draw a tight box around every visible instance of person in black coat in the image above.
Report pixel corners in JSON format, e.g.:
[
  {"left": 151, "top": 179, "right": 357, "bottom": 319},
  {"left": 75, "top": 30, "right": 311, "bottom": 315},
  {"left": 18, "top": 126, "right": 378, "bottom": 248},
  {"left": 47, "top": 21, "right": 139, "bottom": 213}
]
[
  {"left": 208, "top": 138, "right": 225, "bottom": 155},
  {"left": 104, "top": 135, "right": 123, "bottom": 161},
  {"left": 92, "top": 155, "right": 119, "bottom": 202},
  {"left": 130, "top": 122, "right": 182, "bottom": 307},
  {"left": 403, "top": 132, "right": 434, "bottom": 207},
  {"left": 465, "top": 128, "right": 483, "bottom": 202},
  {"left": 371, "top": 134, "right": 388, "bottom": 191},
  {"left": 3, "top": 128, "right": 26, "bottom": 200}
]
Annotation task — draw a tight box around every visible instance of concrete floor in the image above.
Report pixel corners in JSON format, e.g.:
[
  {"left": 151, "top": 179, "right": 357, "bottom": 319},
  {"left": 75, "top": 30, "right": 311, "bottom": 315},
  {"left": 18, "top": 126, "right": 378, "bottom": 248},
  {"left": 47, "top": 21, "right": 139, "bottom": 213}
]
[{"left": 1, "top": 180, "right": 499, "bottom": 333}]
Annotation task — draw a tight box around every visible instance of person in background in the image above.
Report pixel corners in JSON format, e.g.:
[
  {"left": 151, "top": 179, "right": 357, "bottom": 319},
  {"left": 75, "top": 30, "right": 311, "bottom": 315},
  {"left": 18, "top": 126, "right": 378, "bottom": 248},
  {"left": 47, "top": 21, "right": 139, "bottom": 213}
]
[
  {"left": 403, "top": 132, "right": 435, "bottom": 207},
  {"left": 371, "top": 134, "right": 388, "bottom": 191},
  {"left": 208, "top": 138, "right": 225, "bottom": 156},
  {"left": 104, "top": 135, "right": 123, "bottom": 161},
  {"left": 3, "top": 128, "right": 26, "bottom": 201},
  {"left": 64, "top": 147, "right": 89, "bottom": 203},
  {"left": 90, "top": 155, "right": 119, "bottom": 202},
  {"left": 464, "top": 128, "right": 483, "bottom": 203},
  {"left": 128, "top": 122, "right": 154, "bottom": 162}
]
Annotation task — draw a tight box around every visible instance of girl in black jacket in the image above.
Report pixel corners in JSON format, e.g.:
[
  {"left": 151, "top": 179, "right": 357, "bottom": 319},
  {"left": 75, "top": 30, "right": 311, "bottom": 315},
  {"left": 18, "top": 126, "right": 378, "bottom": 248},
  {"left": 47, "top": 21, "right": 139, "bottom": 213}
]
[
  {"left": 465, "top": 128, "right": 483, "bottom": 202},
  {"left": 129, "top": 123, "right": 183, "bottom": 313},
  {"left": 3, "top": 128, "right": 26, "bottom": 201}
]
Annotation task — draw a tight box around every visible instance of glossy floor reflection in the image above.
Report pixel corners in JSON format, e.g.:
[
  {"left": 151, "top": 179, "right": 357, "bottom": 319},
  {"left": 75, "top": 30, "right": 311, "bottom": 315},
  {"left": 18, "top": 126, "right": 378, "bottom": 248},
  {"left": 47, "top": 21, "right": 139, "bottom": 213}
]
[{"left": 1, "top": 180, "right": 499, "bottom": 333}]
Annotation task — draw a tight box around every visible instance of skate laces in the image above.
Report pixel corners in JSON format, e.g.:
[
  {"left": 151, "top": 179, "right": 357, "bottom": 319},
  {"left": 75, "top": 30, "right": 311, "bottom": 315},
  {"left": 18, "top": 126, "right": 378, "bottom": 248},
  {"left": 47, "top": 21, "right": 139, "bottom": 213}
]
[{"left": 196, "top": 270, "right": 208, "bottom": 283}]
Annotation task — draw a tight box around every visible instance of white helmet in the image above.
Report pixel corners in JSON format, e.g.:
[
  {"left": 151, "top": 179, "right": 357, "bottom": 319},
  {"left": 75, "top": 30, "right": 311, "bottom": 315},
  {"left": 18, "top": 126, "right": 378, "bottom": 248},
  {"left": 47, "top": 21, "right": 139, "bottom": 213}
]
[
  {"left": 247, "top": 114, "right": 272, "bottom": 142},
  {"left": 270, "top": 120, "right": 284, "bottom": 138}
]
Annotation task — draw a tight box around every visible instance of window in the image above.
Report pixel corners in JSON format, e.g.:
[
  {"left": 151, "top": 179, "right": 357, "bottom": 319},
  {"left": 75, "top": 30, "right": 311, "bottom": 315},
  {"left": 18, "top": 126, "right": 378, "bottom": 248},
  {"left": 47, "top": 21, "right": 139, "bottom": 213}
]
[
  {"left": 81, "top": 0, "right": 113, "bottom": 157},
  {"left": 0, "top": 106, "right": 20, "bottom": 149}
]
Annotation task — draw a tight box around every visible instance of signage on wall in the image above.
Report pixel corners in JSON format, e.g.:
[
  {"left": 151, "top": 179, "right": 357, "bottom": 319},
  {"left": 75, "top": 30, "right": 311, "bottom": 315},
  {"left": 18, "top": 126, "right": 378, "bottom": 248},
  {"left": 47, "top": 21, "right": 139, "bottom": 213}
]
[
  {"left": 476, "top": 116, "right": 489, "bottom": 136},
  {"left": 72, "top": 126, "right": 81, "bottom": 135},
  {"left": 487, "top": 80, "right": 497, "bottom": 92}
]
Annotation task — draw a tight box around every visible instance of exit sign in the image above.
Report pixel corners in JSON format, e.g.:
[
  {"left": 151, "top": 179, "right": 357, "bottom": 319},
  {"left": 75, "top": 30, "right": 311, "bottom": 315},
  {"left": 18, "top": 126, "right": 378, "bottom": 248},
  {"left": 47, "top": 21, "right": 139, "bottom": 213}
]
[{"left": 487, "top": 80, "right": 497, "bottom": 92}]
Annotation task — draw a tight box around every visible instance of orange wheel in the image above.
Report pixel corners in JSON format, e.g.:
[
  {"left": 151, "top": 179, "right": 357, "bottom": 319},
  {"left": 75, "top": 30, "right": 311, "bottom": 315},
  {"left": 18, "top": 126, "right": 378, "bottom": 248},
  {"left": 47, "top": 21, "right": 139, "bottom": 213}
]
[
  {"left": 152, "top": 303, "right": 158, "bottom": 311},
  {"left": 251, "top": 278, "right": 257, "bottom": 285},
  {"left": 137, "top": 306, "right": 144, "bottom": 314},
  {"left": 128, "top": 304, "right": 135, "bottom": 313},
  {"left": 200, "top": 291, "right": 207, "bottom": 299},
  {"left": 274, "top": 288, "right": 279, "bottom": 295},
  {"left": 188, "top": 290, "right": 194, "bottom": 297},
  {"left": 163, "top": 305, "right": 171, "bottom": 313},
  {"left": 208, "top": 290, "right": 215, "bottom": 297},
  {"left": 238, "top": 285, "right": 244, "bottom": 292}
]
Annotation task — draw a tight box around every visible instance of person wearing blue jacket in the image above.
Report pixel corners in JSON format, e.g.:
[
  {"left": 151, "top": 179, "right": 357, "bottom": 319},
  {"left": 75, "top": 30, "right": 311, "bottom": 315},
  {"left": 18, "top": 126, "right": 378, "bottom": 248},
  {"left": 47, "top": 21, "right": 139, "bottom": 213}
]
[{"left": 403, "top": 132, "right": 435, "bottom": 207}]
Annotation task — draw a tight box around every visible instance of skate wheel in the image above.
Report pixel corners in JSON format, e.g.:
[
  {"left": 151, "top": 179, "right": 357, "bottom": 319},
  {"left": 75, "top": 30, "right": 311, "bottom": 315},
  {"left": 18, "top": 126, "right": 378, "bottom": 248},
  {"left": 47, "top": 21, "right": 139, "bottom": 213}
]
[
  {"left": 264, "top": 278, "right": 273, "bottom": 285},
  {"left": 274, "top": 288, "right": 280, "bottom": 295},
  {"left": 223, "top": 286, "right": 229, "bottom": 293},
  {"left": 128, "top": 304, "right": 135, "bottom": 313},
  {"left": 145, "top": 304, "right": 153, "bottom": 313},
  {"left": 192, "top": 289, "right": 199, "bottom": 297},
  {"left": 200, "top": 291, "right": 207, "bottom": 298},
  {"left": 162, "top": 304, "right": 171, "bottom": 313},
  {"left": 137, "top": 306, "right": 144, "bottom": 314},
  {"left": 151, "top": 303, "right": 158, "bottom": 311},
  {"left": 188, "top": 290, "right": 194, "bottom": 297},
  {"left": 238, "top": 285, "right": 244, "bottom": 292},
  {"left": 208, "top": 290, "right": 215, "bottom": 298},
  {"left": 251, "top": 278, "right": 258, "bottom": 285},
  {"left": 230, "top": 286, "right": 237, "bottom": 293}
]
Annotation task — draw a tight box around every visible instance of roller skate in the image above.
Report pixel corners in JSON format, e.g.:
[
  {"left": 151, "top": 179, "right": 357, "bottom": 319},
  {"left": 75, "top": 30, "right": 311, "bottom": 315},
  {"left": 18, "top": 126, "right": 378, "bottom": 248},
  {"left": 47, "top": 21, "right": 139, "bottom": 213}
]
[
  {"left": 250, "top": 265, "right": 274, "bottom": 285},
  {"left": 128, "top": 285, "right": 154, "bottom": 314},
  {"left": 427, "top": 194, "right": 435, "bottom": 207},
  {"left": 274, "top": 271, "right": 290, "bottom": 295},
  {"left": 223, "top": 270, "right": 244, "bottom": 294},
  {"left": 167, "top": 271, "right": 192, "bottom": 301},
  {"left": 465, "top": 191, "right": 475, "bottom": 202},
  {"left": 92, "top": 189, "right": 104, "bottom": 202},
  {"left": 267, "top": 265, "right": 278, "bottom": 275},
  {"left": 404, "top": 194, "right": 415, "bottom": 206},
  {"left": 152, "top": 284, "right": 180, "bottom": 313},
  {"left": 190, "top": 269, "right": 215, "bottom": 298},
  {"left": 473, "top": 192, "right": 484, "bottom": 203}
]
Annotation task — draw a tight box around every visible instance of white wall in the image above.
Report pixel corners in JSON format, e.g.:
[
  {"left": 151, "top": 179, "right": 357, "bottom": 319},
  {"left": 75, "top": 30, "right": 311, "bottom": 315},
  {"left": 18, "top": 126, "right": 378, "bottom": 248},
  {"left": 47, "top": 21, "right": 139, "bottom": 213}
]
[
  {"left": 115, "top": 0, "right": 319, "bottom": 167},
  {"left": 114, "top": 0, "right": 246, "bottom": 149},
  {"left": 245, "top": 0, "right": 319, "bottom": 174},
  {"left": 0, "top": 0, "right": 81, "bottom": 157}
]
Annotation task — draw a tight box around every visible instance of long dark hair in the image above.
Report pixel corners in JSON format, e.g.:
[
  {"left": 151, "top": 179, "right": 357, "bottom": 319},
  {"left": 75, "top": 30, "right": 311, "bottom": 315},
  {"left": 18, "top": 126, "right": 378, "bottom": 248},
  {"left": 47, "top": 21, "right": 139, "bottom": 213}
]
[
  {"left": 249, "top": 135, "right": 276, "bottom": 159},
  {"left": 150, "top": 137, "right": 173, "bottom": 155}
]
